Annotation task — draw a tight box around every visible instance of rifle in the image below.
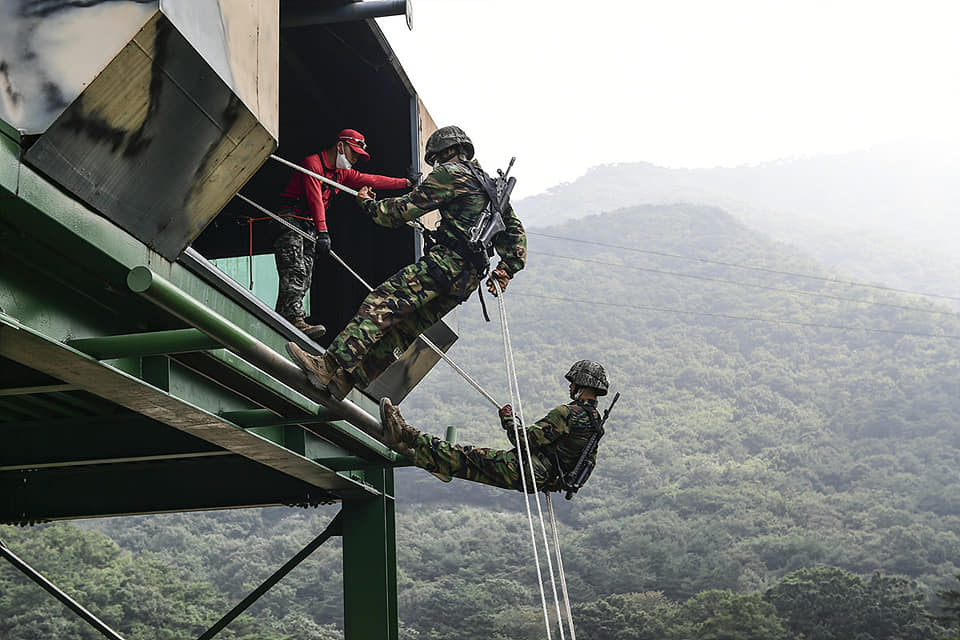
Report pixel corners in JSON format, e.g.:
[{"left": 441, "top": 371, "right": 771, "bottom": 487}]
[
  {"left": 467, "top": 157, "right": 516, "bottom": 253},
  {"left": 562, "top": 392, "right": 620, "bottom": 500}
]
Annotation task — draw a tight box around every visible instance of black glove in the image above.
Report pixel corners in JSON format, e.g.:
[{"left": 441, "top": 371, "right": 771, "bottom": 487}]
[
  {"left": 499, "top": 404, "right": 516, "bottom": 430},
  {"left": 314, "top": 231, "right": 331, "bottom": 255},
  {"left": 406, "top": 167, "right": 422, "bottom": 188}
]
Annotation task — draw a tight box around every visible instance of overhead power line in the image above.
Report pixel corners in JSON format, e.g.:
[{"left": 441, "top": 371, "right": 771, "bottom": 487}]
[
  {"left": 509, "top": 291, "right": 960, "bottom": 342},
  {"left": 530, "top": 251, "right": 960, "bottom": 317},
  {"left": 527, "top": 231, "right": 960, "bottom": 303}
]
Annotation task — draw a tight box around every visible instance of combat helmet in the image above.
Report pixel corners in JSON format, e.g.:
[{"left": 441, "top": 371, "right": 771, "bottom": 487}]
[
  {"left": 565, "top": 360, "right": 609, "bottom": 396},
  {"left": 425, "top": 125, "right": 475, "bottom": 165}
]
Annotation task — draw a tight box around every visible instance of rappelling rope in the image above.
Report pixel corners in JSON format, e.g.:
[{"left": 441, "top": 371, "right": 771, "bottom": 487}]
[
  {"left": 247, "top": 158, "right": 576, "bottom": 632},
  {"left": 547, "top": 493, "right": 576, "bottom": 640},
  {"left": 494, "top": 280, "right": 575, "bottom": 640},
  {"left": 496, "top": 279, "right": 552, "bottom": 638}
]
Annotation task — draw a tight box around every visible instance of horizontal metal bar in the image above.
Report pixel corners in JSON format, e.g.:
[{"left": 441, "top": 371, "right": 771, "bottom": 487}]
[
  {"left": 68, "top": 329, "right": 222, "bottom": 360},
  {"left": 0, "top": 322, "right": 378, "bottom": 499},
  {"left": 0, "top": 451, "right": 234, "bottom": 472},
  {"left": 221, "top": 408, "right": 338, "bottom": 428},
  {"left": 0, "top": 384, "right": 80, "bottom": 396},
  {"left": 282, "top": 0, "right": 406, "bottom": 28},
  {"left": 126, "top": 266, "right": 384, "bottom": 439},
  {"left": 0, "top": 541, "right": 127, "bottom": 640},
  {"left": 180, "top": 351, "right": 399, "bottom": 462},
  {"left": 314, "top": 456, "right": 378, "bottom": 472}
]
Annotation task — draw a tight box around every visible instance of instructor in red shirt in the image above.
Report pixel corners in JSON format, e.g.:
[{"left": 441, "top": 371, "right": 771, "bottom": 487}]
[{"left": 274, "top": 129, "right": 411, "bottom": 338}]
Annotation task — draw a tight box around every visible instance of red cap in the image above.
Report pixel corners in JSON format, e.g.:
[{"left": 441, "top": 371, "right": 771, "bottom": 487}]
[{"left": 337, "top": 128, "right": 370, "bottom": 161}]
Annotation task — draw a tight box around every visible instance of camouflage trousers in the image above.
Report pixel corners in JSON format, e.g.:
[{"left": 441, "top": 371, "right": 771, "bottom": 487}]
[
  {"left": 273, "top": 219, "right": 315, "bottom": 321},
  {"left": 409, "top": 434, "right": 554, "bottom": 492},
  {"left": 326, "top": 249, "right": 479, "bottom": 388}
]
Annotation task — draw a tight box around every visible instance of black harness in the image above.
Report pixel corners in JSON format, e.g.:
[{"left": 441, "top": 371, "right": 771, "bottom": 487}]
[
  {"left": 555, "top": 393, "right": 620, "bottom": 499},
  {"left": 424, "top": 161, "right": 510, "bottom": 320}
]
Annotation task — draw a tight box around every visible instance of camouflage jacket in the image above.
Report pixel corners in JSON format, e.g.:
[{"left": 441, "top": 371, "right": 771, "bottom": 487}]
[
  {"left": 502, "top": 399, "right": 601, "bottom": 482},
  {"left": 360, "top": 159, "right": 527, "bottom": 277}
]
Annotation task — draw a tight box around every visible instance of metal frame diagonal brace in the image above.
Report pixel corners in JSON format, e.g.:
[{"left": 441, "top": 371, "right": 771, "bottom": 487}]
[
  {"left": 197, "top": 511, "right": 344, "bottom": 640},
  {"left": 0, "top": 538, "right": 127, "bottom": 640}
]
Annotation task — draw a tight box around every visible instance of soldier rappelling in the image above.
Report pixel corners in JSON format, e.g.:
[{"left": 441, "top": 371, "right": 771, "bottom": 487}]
[
  {"left": 286, "top": 126, "right": 527, "bottom": 400},
  {"left": 379, "top": 360, "right": 615, "bottom": 495}
]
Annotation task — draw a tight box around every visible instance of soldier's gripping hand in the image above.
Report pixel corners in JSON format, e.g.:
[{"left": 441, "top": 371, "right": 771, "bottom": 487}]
[
  {"left": 356, "top": 185, "right": 376, "bottom": 203},
  {"left": 499, "top": 404, "right": 516, "bottom": 430},
  {"left": 314, "top": 231, "right": 331, "bottom": 255},
  {"left": 486, "top": 269, "right": 510, "bottom": 296}
]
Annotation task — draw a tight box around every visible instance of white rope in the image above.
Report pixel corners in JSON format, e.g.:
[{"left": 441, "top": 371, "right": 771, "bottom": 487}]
[
  {"left": 264, "top": 156, "right": 576, "bottom": 632},
  {"left": 496, "top": 280, "right": 552, "bottom": 639},
  {"left": 494, "top": 280, "right": 571, "bottom": 640},
  {"left": 547, "top": 493, "right": 576, "bottom": 640}
]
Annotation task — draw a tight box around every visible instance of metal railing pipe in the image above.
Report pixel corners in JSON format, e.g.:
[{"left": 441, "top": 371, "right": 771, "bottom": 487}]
[
  {"left": 68, "top": 328, "right": 221, "bottom": 360},
  {"left": 282, "top": 0, "right": 406, "bottom": 28},
  {"left": 126, "top": 266, "right": 383, "bottom": 438}
]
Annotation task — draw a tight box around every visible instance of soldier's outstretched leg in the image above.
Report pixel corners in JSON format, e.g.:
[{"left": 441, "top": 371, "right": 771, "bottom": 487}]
[{"left": 380, "top": 399, "right": 528, "bottom": 490}]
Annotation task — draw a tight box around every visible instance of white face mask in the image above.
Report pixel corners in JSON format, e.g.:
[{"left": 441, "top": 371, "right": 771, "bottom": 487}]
[{"left": 335, "top": 143, "right": 352, "bottom": 170}]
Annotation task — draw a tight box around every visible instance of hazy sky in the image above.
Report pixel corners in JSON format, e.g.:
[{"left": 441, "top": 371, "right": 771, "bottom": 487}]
[{"left": 379, "top": 0, "right": 960, "bottom": 198}]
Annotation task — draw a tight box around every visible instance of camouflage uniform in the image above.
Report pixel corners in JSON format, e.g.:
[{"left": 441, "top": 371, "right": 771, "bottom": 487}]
[
  {"left": 325, "top": 158, "right": 526, "bottom": 388},
  {"left": 273, "top": 209, "right": 316, "bottom": 321},
  {"left": 407, "top": 399, "right": 602, "bottom": 492}
]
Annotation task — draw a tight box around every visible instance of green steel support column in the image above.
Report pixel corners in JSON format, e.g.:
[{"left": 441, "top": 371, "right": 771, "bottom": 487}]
[
  {"left": 342, "top": 466, "right": 398, "bottom": 640},
  {"left": 68, "top": 329, "right": 222, "bottom": 359}
]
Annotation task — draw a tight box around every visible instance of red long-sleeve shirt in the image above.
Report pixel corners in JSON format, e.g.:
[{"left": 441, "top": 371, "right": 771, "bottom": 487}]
[{"left": 279, "top": 150, "right": 408, "bottom": 232}]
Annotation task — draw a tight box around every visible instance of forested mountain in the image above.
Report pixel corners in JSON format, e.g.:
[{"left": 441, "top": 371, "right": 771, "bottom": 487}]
[
  {"left": 516, "top": 143, "right": 960, "bottom": 309},
  {"left": 4, "top": 203, "right": 960, "bottom": 639}
]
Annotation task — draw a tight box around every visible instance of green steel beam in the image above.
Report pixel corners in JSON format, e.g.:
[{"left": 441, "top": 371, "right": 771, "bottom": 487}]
[
  {"left": 0, "top": 451, "right": 234, "bottom": 472},
  {"left": 206, "top": 355, "right": 398, "bottom": 460},
  {"left": 68, "top": 329, "right": 222, "bottom": 359},
  {"left": 0, "top": 320, "right": 377, "bottom": 499},
  {"left": 220, "top": 409, "right": 400, "bottom": 462},
  {"left": 0, "top": 384, "right": 79, "bottom": 396},
  {"left": 221, "top": 408, "right": 338, "bottom": 427},
  {"left": 200, "top": 349, "right": 322, "bottom": 413},
  {"left": 314, "top": 456, "right": 381, "bottom": 472},
  {"left": 127, "top": 265, "right": 384, "bottom": 439},
  {"left": 342, "top": 466, "right": 398, "bottom": 640},
  {"left": 1, "top": 456, "right": 341, "bottom": 523}
]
